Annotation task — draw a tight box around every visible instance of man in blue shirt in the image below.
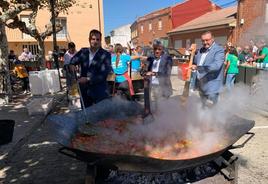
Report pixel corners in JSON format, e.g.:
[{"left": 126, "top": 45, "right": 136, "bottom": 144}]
[
  {"left": 69, "top": 29, "right": 112, "bottom": 107},
  {"left": 192, "top": 31, "right": 225, "bottom": 106}
]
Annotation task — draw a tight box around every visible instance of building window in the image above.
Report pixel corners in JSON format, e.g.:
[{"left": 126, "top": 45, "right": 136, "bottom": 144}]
[
  {"left": 131, "top": 30, "right": 138, "bottom": 38},
  {"left": 56, "top": 18, "right": 67, "bottom": 38},
  {"left": 195, "top": 38, "right": 202, "bottom": 48},
  {"left": 186, "top": 39, "right": 191, "bottom": 49},
  {"left": 141, "top": 25, "right": 144, "bottom": 34},
  {"left": 20, "top": 15, "right": 32, "bottom": 39},
  {"left": 158, "top": 19, "right": 162, "bottom": 30},
  {"left": 22, "top": 44, "right": 39, "bottom": 56},
  {"left": 265, "top": 3, "right": 268, "bottom": 23},
  {"left": 131, "top": 30, "right": 137, "bottom": 38},
  {"left": 174, "top": 40, "right": 182, "bottom": 49},
  {"left": 149, "top": 23, "right": 152, "bottom": 31}
]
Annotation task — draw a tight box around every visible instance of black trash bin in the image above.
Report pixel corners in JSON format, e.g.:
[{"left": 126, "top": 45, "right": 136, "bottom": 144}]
[
  {"left": 237, "top": 66, "right": 246, "bottom": 83},
  {"left": 245, "top": 67, "right": 258, "bottom": 85},
  {"left": 0, "top": 120, "right": 15, "bottom": 145}
]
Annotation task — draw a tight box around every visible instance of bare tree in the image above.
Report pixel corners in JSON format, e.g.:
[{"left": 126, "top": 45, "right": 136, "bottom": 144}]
[
  {"left": 5, "top": 0, "right": 76, "bottom": 66},
  {"left": 0, "top": 1, "right": 32, "bottom": 102},
  {"left": 0, "top": 0, "right": 75, "bottom": 102}
]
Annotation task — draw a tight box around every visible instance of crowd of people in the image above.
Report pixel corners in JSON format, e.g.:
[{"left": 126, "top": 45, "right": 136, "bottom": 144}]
[
  {"left": 7, "top": 28, "right": 268, "bottom": 108},
  {"left": 65, "top": 29, "right": 173, "bottom": 112},
  {"left": 190, "top": 32, "right": 268, "bottom": 106},
  {"left": 222, "top": 38, "right": 268, "bottom": 92},
  {"left": 8, "top": 48, "right": 34, "bottom": 94}
]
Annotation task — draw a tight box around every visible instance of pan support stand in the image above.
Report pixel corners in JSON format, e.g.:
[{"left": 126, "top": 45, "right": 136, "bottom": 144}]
[
  {"left": 85, "top": 164, "right": 97, "bottom": 184},
  {"left": 214, "top": 151, "right": 238, "bottom": 184}
]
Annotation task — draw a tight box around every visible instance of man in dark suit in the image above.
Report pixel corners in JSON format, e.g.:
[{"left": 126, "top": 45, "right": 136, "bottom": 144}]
[
  {"left": 146, "top": 40, "right": 173, "bottom": 111},
  {"left": 69, "top": 29, "right": 112, "bottom": 108},
  {"left": 192, "top": 31, "right": 225, "bottom": 106}
]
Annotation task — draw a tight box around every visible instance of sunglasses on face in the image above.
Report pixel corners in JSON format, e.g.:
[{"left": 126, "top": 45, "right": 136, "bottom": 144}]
[
  {"left": 201, "top": 38, "right": 212, "bottom": 42},
  {"left": 154, "top": 48, "right": 163, "bottom": 51}
]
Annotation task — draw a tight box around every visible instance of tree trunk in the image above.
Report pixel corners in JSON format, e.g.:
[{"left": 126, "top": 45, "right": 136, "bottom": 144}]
[
  {"left": 36, "top": 38, "right": 45, "bottom": 68},
  {"left": 0, "top": 23, "right": 12, "bottom": 103}
]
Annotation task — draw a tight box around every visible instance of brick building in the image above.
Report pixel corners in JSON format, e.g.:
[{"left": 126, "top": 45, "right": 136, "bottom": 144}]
[
  {"left": 236, "top": 0, "right": 268, "bottom": 44},
  {"left": 130, "top": 0, "right": 218, "bottom": 47},
  {"left": 168, "top": 6, "right": 237, "bottom": 49},
  {"left": 130, "top": 7, "right": 172, "bottom": 47}
]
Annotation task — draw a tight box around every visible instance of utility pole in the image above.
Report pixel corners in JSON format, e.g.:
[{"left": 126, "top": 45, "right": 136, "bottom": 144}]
[{"left": 50, "top": 0, "right": 62, "bottom": 90}]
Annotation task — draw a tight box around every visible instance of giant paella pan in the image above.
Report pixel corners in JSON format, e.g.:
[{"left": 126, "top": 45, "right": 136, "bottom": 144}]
[{"left": 48, "top": 97, "right": 255, "bottom": 173}]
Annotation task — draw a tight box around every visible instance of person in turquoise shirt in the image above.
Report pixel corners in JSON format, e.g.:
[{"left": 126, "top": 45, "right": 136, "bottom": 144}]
[
  {"left": 131, "top": 46, "right": 143, "bottom": 72},
  {"left": 225, "top": 46, "right": 239, "bottom": 91},
  {"left": 111, "top": 43, "right": 143, "bottom": 99}
]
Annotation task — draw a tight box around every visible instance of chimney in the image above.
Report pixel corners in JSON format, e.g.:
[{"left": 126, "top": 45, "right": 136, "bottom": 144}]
[{"left": 211, "top": 3, "right": 217, "bottom": 11}]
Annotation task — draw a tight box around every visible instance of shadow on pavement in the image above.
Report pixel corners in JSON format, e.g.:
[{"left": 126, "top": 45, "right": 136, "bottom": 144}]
[{"left": 0, "top": 123, "right": 86, "bottom": 184}]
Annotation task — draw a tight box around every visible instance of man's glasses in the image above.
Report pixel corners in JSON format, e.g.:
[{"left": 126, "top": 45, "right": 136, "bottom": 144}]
[{"left": 201, "top": 38, "right": 212, "bottom": 42}]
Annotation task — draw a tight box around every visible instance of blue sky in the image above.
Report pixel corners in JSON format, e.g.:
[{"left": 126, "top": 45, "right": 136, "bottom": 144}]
[{"left": 103, "top": 0, "right": 237, "bottom": 36}]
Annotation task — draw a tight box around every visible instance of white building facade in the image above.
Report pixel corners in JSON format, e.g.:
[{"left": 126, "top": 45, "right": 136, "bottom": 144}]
[{"left": 110, "top": 24, "right": 131, "bottom": 47}]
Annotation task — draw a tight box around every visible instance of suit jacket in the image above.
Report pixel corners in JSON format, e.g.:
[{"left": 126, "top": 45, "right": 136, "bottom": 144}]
[
  {"left": 193, "top": 43, "right": 225, "bottom": 95},
  {"left": 70, "top": 47, "right": 112, "bottom": 101},
  {"left": 147, "top": 53, "right": 173, "bottom": 97}
]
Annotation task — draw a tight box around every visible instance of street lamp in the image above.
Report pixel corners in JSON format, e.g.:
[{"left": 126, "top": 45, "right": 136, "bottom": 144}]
[{"left": 50, "top": 0, "right": 62, "bottom": 90}]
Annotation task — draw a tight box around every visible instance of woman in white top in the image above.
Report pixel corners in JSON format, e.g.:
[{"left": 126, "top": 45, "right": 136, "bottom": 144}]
[{"left": 64, "top": 42, "right": 77, "bottom": 91}]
